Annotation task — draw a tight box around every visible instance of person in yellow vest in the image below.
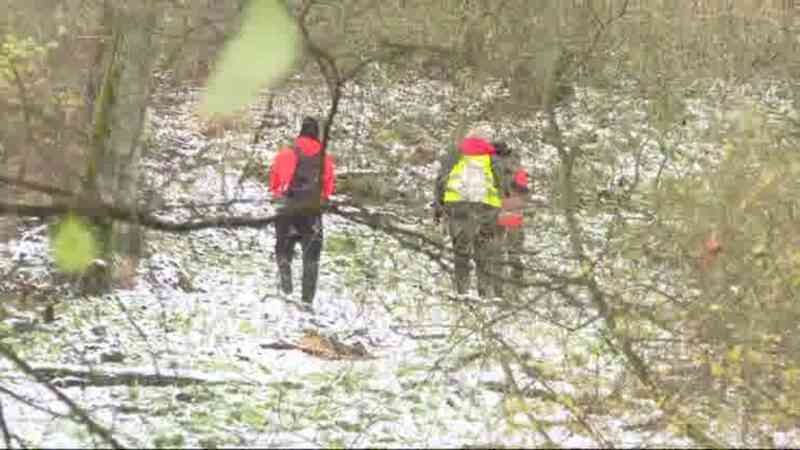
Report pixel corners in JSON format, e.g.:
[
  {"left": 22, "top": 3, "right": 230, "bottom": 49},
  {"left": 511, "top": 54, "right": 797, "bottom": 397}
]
[{"left": 433, "top": 124, "right": 507, "bottom": 298}]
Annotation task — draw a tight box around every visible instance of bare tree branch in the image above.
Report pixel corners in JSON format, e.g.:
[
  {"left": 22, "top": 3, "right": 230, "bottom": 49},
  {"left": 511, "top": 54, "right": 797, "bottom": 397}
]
[
  {"left": 0, "top": 343, "right": 124, "bottom": 449},
  {"left": 0, "top": 175, "right": 75, "bottom": 198},
  {"left": 0, "top": 384, "right": 69, "bottom": 419},
  {"left": 0, "top": 200, "right": 279, "bottom": 233}
]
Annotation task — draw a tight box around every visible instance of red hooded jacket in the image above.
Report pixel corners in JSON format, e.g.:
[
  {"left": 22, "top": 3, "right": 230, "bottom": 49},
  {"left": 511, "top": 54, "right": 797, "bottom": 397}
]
[
  {"left": 459, "top": 137, "right": 496, "bottom": 156},
  {"left": 269, "top": 136, "right": 335, "bottom": 200}
]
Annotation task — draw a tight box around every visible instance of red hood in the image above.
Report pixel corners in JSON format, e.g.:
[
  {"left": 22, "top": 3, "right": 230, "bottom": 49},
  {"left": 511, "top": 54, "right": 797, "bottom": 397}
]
[
  {"left": 514, "top": 169, "right": 529, "bottom": 187},
  {"left": 459, "top": 138, "right": 496, "bottom": 155},
  {"left": 295, "top": 136, "right": 322, "bottom": 156}
]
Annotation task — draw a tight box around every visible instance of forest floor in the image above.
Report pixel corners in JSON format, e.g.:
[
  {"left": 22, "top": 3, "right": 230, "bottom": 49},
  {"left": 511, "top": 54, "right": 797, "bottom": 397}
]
[{"left": 1, "top": 69, "right": 799, "bottom": 447}]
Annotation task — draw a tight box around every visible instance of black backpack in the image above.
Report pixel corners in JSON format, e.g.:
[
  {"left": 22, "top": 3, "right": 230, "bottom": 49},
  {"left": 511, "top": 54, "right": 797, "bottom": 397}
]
[{"left": 285, "top": 146, "right": 323, "bottom": 207}]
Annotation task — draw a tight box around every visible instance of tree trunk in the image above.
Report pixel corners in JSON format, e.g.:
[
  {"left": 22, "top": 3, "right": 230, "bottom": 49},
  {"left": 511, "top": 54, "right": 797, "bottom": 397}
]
[{"left": 84, "top": 1, "right": 159, "bottom": 291}]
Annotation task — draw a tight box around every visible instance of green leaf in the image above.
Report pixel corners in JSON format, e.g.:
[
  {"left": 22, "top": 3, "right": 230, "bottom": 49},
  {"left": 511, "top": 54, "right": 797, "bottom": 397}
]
[
  {"left": 238, "top": 319, "right": 257, "bottom": 335},
  {"left": 51, "top": 214, "right": 98, "bottom": 273},
  {"left": 199, "top": 0, "right": 299, "bottom": 116},
  {"left": 326, "top": 438, "right": 347, "bottom": 449},
  {"left": 726, "top": 345, "right": 742, "bottom": 363},
  {"left": 153, "top": 432, "right": 185, "bottom": 449},
  {"left": 240, "top": 404, "right": 266, "bottom": 427}
]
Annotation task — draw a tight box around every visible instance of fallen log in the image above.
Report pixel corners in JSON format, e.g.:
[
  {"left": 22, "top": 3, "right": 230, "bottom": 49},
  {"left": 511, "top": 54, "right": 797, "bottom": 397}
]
[{"left": 12, "top": 364, "right": 258, "bottom": 388}]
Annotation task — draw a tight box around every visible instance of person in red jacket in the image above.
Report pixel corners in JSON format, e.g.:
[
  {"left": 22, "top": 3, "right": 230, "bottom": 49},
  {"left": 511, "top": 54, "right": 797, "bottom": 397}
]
[
  {"left": 268, "top": 117, "right": 335, "bottom": 305},
  {"left": 494, "top": 142, "right": 530, "bottom": 295}
]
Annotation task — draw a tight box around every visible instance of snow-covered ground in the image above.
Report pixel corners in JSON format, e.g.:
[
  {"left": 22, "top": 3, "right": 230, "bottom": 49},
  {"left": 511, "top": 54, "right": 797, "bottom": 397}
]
[{"left": 1, "top": 69, "right": 799, "bottom": 447}]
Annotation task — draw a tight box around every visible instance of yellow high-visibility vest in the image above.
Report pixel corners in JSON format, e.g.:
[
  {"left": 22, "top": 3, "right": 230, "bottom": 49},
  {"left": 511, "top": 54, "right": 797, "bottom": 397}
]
[{"left": 443, "top": 154, "right": 502, "bottom": 208}]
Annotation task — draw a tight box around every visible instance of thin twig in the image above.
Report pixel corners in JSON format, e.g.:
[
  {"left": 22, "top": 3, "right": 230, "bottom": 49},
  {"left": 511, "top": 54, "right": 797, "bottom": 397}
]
[
  {"left": 110, "top": 295, "right": 161, "bottom": 375},
  {"left": 0, "top": 398, "right": 13, "bottom": 449}
]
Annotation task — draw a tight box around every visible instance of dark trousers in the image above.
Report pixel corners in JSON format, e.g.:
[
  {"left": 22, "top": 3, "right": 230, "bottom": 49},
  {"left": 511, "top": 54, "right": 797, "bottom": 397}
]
[
  {"left": 499, "top": 226, "right": 525, "bottom": 296},
  {"left": 445, "top": 203, "right": 503, "bottom": 298},
  {"left": 274, "top": 213, "right": 323, "bottom": 303}
]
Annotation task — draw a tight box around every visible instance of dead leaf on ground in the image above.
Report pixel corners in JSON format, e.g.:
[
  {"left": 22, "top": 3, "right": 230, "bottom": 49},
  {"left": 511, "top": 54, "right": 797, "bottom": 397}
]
[{"left": 296, "top": 329, "right": 373, "bottom": 360}]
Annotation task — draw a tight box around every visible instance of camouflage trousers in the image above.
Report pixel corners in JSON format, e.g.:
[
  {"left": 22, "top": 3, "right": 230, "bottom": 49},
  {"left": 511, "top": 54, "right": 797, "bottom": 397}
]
[{"left": 445, "top": 203, "right": 504, "bottom": 298}]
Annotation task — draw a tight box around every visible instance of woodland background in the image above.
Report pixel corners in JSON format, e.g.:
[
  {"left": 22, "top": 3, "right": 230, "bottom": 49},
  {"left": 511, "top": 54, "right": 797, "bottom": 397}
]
[{"left": 1, "top": 0, "right": 800, "bottom": 447}]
